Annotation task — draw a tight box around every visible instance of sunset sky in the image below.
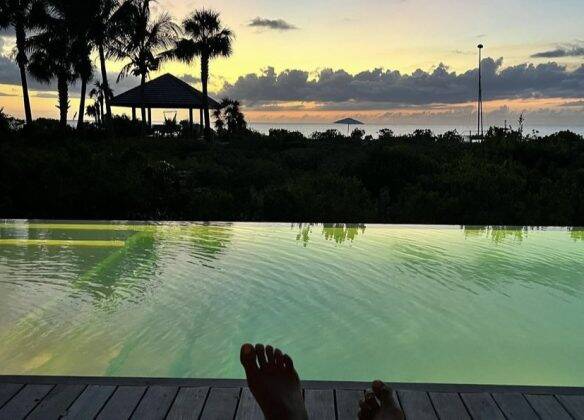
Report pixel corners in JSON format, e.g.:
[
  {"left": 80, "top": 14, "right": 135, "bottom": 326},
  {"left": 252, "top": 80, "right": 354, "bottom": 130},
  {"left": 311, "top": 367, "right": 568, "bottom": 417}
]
[{"left": 1, "top": 0, "right": 584, "bottom": 126}]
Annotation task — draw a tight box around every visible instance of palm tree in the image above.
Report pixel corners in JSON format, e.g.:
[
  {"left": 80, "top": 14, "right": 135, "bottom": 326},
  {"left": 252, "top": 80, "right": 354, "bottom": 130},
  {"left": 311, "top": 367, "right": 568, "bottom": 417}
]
[
  {"left": 27, "top": 0, "right": 82, "bottom": 128},
  {"left": 73, "top": 35, "right": 94, "bottom": 129},
  {"left": 0, "top": 0, "right": 43, "bottom": 124},
  {"left": 213, "top": 98, "right": 246, "bottom": 134},
  {"left": 87, "top": 0, "right": 133, "bottom": 125},
  {"left": 86, "top": 103, "right": 100, "bottom": 124},
  {"left": 90, "top": 81, "right": 112, "bottom": 124},
  {"left": 27, "top": 31, "right": 69, "bottom": 127},
  {"left": 76, "top": 57, "right": 93, "bottom": 129},
  {"left": 111, "top": 0, "right": 179, "bottom": 130},
  {"left": 164, "top": 9, "right": 234, "bottom": 140}
]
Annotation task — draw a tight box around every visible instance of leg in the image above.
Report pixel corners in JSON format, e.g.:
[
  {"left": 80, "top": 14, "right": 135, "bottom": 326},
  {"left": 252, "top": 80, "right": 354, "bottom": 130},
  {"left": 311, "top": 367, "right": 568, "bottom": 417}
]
[{"left": 240, "top": 343, "right": 308, "bottom": 420}]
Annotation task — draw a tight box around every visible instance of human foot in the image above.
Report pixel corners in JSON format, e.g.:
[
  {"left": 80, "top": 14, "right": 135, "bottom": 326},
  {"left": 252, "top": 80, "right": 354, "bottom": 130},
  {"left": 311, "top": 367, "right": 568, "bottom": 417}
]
[
  {"left": 358, "top": 380, "right": 404, "bottom": 420},
  {"left": 240, "top": 343, "right": 308, "bottom": 420}
]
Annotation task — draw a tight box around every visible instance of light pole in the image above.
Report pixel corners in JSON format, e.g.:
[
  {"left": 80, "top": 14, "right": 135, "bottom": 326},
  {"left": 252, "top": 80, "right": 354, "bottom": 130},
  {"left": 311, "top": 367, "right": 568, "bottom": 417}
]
[{"left": 477, "top": 44, "right": 484, "bottom": 138}]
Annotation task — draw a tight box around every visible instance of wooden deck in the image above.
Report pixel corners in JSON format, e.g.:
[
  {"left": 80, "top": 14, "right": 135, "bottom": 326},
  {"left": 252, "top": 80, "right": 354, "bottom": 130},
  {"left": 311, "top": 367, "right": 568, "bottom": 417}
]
[{"left": 1, "top": 376, "right": 584, "bottom": 419}]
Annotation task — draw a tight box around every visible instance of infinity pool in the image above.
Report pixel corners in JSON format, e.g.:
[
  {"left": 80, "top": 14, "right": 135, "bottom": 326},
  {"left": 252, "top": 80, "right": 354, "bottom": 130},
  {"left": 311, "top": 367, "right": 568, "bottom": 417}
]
[{"left": 0, "top": 221, "right": 583, "bottom": 386}]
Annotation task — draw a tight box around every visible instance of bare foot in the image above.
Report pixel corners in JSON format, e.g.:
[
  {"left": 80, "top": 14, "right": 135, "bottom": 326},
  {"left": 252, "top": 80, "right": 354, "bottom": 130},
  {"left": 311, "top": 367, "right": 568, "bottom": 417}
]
[
  {"left": 358, "top": 381, "right": 404, "bottom": 420},
  {"left": 240, "top": 343, "right": 308, "bottom": 420}
]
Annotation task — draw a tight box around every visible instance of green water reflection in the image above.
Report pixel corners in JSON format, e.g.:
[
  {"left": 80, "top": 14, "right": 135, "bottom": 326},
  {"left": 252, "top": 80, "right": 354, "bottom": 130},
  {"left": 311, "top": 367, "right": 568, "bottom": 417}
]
[{"left": 295, "top": 223, "right": 366, "bottom": 246}]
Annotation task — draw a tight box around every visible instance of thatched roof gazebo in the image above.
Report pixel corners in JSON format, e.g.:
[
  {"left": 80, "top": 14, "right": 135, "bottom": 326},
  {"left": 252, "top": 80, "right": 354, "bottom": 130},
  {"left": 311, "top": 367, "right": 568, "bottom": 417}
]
[{"left": 110, "top": 73, "right": 221, "bottom": 128}]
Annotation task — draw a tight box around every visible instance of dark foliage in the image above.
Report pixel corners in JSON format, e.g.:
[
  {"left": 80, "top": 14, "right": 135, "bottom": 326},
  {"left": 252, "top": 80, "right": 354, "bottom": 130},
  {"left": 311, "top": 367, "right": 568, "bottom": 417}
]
[{"left": 1, "top": 124, "right": 583, "bottom": 225}]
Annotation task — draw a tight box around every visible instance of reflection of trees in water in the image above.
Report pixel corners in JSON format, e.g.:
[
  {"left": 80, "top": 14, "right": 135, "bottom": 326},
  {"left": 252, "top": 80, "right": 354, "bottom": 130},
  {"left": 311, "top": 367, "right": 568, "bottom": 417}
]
[
  {"left": 461, "top": 225, "right": 584, "bottom": 297},
  {"left": 185, "top": 224, "right": 233, "bottom": 261},
  {"left": 70, "top": 224, "right": 233, "bottom": 308},
  {"left": 323, "top": 224, "right": 366, "bottom": 244},
  {"left": 294, "top": 223, "right": 366, "bottom": 247},
  {"left": 465, "top": 225, "right": 584, "bottom": 244},
  {"left": 295, "top": 224, "right": 312, "bottom": 247},
  {"left": 72, "top": 231, "right": 157, "bottom": 308},
  {"left": 463, "top": 226, "right": 530, "bottom": 243},
  {"left": 569, "top": 228, "right": 584, "bottom": 242}
]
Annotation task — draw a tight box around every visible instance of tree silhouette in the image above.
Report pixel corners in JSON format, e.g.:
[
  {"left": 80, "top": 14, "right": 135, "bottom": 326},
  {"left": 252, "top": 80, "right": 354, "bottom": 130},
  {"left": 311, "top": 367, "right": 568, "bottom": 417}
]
[
  {"left": 0, "top": 0, "right": 44, "bottom": 124},
  {"left": 213, "top": 98, "right": 246, "bottom": 134},
  {"left": 163, "top": 9, "right": 233, "bottom": 140},
  {"left": 86, "top": 0, "right": 133, "bottom": 127},
  {"left": 27, "top": 0, "right": 86, "bottom": 127},
  {"left": 111, "top": 0, "right": 179, "bottom": 132},
  {"left": 90, "top": 81, "right": 113, "bottom": 125},
  {"left": 86, "top": 103, "right": 100, "bottom": 124},
  {"left": 74, "top": 33, "right": 94, "bottom": 129}
]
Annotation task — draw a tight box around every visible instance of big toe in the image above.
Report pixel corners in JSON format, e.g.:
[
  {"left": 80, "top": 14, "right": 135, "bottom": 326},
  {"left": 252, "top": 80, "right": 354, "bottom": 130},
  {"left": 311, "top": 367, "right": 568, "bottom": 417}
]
[{"left": 240, "top": 343, "right": 258, "bottom": 375}]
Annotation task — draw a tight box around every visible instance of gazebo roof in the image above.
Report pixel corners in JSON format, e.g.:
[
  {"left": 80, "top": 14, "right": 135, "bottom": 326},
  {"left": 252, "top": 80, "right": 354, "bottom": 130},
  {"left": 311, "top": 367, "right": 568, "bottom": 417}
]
[{"left": 110, "top": 73, "right": 220, "bottom": 109}]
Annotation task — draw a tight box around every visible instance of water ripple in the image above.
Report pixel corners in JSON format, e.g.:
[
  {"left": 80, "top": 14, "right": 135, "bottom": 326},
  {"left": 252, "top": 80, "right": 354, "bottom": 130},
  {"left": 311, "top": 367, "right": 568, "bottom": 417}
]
[{"left": 0, "top": 222, "right": 583, "bottom": 385}]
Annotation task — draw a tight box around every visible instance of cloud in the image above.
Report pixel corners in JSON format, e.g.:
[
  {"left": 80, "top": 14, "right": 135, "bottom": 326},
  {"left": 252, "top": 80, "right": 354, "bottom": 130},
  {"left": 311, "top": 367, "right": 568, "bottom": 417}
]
[
  {"left": 178, "top": 73, "right": 200, "bottom": 85},
  {"left": 248, "top": 17, "right": 298, "bottom": 31},
  {"left": 1, "top": 54, "right": 141, "bottom": 94},
  {"left": 220, "top": 59, "right": 584, "bottom": 108},
  {"left": 0, "top": 27, "right": 16, "bottom": 37},
  {"left": 532, "top": 44, "right": 584, "bottom": 58},
  {"left": 0, "top": 55, "right": 23, "bottom": 86},
  {"left": 452, "top": 50, "right": 474, "bottom": 56}
]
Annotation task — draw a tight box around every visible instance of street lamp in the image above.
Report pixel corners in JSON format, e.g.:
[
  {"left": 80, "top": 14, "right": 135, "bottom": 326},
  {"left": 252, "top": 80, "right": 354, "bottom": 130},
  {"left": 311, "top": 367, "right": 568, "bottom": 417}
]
[{"left": 477, "top": 44, "right": 484, "bottom": 137}]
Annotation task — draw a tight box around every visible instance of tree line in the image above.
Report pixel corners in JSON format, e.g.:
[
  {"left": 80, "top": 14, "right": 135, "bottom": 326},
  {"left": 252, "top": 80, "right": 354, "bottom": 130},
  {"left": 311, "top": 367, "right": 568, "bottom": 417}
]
[
  {"left": 0, "top": 0, "right": 233, "bottom": 139},
  {"left": 1, "top": 120, "right": 583, "bottom": 225}
]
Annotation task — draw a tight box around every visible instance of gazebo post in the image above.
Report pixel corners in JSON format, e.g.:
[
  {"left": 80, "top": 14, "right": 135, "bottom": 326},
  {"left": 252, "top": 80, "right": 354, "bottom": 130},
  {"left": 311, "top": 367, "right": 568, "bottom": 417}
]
[
  {"left": 132, "top": 107, "right": 136, "bottom": 121},
  {"left": 189, "top": 108, "right": 193, "bottom": 136},
  {"left": 147, "top": 108, "right": 152, "bottom": 128},
  {"left": 199, "top": 108, "right": 203, "bottom": 133}
]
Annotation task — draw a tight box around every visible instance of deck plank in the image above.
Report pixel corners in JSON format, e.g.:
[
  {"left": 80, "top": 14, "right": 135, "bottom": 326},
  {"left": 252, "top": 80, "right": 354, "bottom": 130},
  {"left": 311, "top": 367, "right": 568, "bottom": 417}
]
[
  {"left": 166, "top": 387, "right": 209, "bottom": 420},
  {"left": 0, "top": 383, "right": 24, "bottom": 408},
  {"left": 96, "top": 385, "right": 147, "bottom": 420},
  {"left": 525, "top": 394, "right": 572, "bottom": 420},
  {"left": 393, "top": 389, "right": 403, "bottom": 411},
  {"left": 336, "top": 389, "right": 364, "bottom": 420},
  {"left": 398, "top": 390, "right": 437, "bottom": 419},
  {"left": 235, "top": 387, "right": 263, "bottom": 420},
  {"left": 556, "top": 394, "right": 584, "bottom": 420},
  {"left": 305, "top": 389, "right": 335, "bottom": 420},
  {"left": 491, "top": 392, "right": 537, "bottom": 419},
  {"left": 460, "top": 393, "right": 505, "bottom": 420},
  {"left": 200, "top": 387, "right": 240, "bottom": 420},
  {"left": 0, "top": 384, "right": 54, "bottom": 419},
  {"left": 429, "top": 392, "right": 470, "bottom": 419},
  {"left": 27, "top": 384, "right": 86, "bottom": 420},
  {"left": 130, "top": 385, "right": 178, "bottom": 420},
  {"left": 62, "top": 385, "right": 117, "bottom": 420}
]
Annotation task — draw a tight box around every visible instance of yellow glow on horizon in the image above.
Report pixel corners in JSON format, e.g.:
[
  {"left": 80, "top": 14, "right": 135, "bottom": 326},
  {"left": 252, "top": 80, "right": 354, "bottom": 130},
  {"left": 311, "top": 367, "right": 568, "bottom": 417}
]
[{"left": 242, "top": 98, "right": 576, "bottom": 123}]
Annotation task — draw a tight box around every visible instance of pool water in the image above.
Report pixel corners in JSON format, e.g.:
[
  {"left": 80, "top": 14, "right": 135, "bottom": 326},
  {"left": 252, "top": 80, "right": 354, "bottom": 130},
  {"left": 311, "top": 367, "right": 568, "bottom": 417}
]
[{"left": 1, "top": 221, "right": 583, "bottom": 386}]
